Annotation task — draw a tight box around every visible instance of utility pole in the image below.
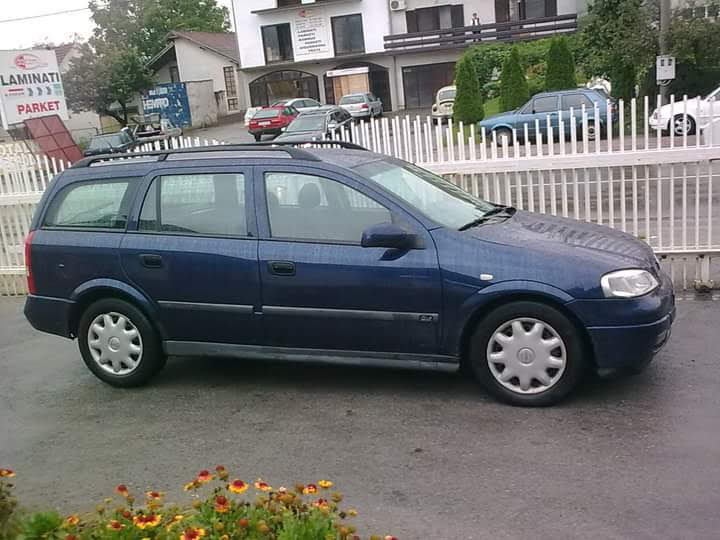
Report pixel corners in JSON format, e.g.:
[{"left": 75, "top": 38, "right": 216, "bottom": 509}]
[{"left": 659, "top": 0, "right": 671, "bottom": 104}]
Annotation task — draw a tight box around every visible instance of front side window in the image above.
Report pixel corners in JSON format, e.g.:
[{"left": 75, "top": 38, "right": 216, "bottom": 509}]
[
  {"left": 332, "top": 14, "right": 365, "bottom": 55},
  {"left": 265, "top": 172, "right": 391, "bottom": 242},
  {"left": 44, "top": 179, "right": 132, "bottom": 230},
  {"left": 139, "top": 174, "right": 247, "bottom": 237},
  {"left": 262, "top": 23, "right": 293, "bottom": 63},
  {"left": 533, "top": 96, "right": 559, "bottom": 113},
  {"left": 354, "top": 159, "right": 495, "bottom": 229}
]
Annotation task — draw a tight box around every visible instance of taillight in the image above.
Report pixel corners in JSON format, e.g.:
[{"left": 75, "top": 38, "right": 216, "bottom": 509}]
[
  {"left": 361, "top": 104, "right": 369, "bottom": 110},
  {"left": 25, "top": 230, "right": 36, "bottom": 294}
]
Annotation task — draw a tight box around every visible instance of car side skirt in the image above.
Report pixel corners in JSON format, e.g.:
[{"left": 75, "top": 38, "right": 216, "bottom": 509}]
[{"left": 164, "top": 341, "right": 459, "bottom": 371}]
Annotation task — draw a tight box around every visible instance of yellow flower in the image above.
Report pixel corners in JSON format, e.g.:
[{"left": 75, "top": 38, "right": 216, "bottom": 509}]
[
  {"left": 348, "top": 509, "right": 358, "bottom": 517},
  {"left": 0, "top": 469, "right": 15, "bottom": 478},
  {"left": 196, "top": 470, "right": 213, "bottom": 484},
  {"left": 165, "top": 515, "right": 184, "bottom": 531},
  {"left": 63, "top": 515, "right": 80, "bottom": 527},
  {"left": 214, "top": 495, "right": 230, "bottom": 513},
  {"left": 318, "top": 480, "right": 333, "bottom": 489},
  {"left": 133, "top": 513, "right": 162, "bottom": 529},
  {"left": 254, "top": 479, "right": 272, "bottom": 492},
  {"left": 219, "top": 535, "right": 229, "bottom": 540},
  {"left": 183, "top": 482, "right": 198, "bottom": 492},
  {"left": 303, "top": 484, "right": 318, "bottom": 495},
  {"left": 145, "top": 490, "right": 164, "bottom": 500},
  {"left": 180, "top": 527, "right": 206, "bottom": 540},
  {"left": 228, "top": 479, "right": 249, "bottom": 494},
  {"left": 114, "top": 485, "right": 129, "bottom": 497}
]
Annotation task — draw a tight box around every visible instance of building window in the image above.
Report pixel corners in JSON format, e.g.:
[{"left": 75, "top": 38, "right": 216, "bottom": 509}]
[
  {"left": 497, "top": 0, "right": 557, "bottom": 21},
  {"left": 331, "top": 14, "right": 365, "bottom": 56},
  {"left": 224, "top": 66, "right": 239, "bottom": 111},
  {"left": 406, "top": 5, "right": 464, "bottom": 32},
  {"left": 169, "top": 65, "right": 180, "bottom": 83},
  {"left": 249, "top": 70, "right": 320, "bottom": 107},
  {"left": 261, "top": 23, "right": 293, "bottom": 64},
  {"left": 277, "top": 0, "right": 301, "bottom": 6}
]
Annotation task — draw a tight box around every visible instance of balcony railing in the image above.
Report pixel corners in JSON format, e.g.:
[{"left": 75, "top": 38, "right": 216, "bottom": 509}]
[{"left": 383, "top": 14, "right": 577, "bottom": 52}]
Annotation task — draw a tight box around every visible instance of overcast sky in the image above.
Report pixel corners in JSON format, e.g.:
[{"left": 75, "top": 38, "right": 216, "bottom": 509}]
[{"left": 0, "top": 0, "right": 235, "bottom": 50}]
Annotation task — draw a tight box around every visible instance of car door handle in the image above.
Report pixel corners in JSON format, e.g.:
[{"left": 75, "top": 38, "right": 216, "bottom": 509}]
[
  {"left": 268, "top": 261, "right": 295, "bottom": 276},
  {"left": 140, "top": 254, "right": 163, "bottom": 269}
]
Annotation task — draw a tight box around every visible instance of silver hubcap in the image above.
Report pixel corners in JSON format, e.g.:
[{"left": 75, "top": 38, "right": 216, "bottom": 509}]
[
  {"left": 673, "top": 117, "right": 692, "bottom": 135},
  {"left": 586, "top": 125, "right": 596, "bottom": 140},
  {"left": 88, "top": 312, "right": 143, "bottom": 375},
  {"left": 486, "top": 317, "right": 567, "bottom": 395}
]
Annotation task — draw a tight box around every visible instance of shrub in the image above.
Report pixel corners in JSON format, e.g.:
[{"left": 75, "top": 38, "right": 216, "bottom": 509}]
[
  {"left": 499, "top": 47, "right": 530, "bottom": 112},
  {"left": 454, "top": 54, "right": 484, "bottom": 124},
  {"left": 0, "top": 467, "right": 397, "bottom": 540},
  {"left": 545, "top": 37, "right": 577, "bottom": 91}
]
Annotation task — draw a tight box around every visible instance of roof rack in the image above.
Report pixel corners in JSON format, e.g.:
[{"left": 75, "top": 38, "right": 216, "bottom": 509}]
[{"left": 71, "top": 140, "right": 368, "bottom": 169}]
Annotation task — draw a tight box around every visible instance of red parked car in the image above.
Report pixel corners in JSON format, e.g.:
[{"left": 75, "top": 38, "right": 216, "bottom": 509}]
[{"left": 248, "top": 105, "right": 299, "bottom": 141}]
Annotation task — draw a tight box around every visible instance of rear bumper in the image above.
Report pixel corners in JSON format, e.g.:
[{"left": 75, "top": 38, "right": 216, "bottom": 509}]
[
  {"left": 24, "top": 294, "right": 75, "bottom": 338},
  {"left": 249, "top": 127, "right": 284, "bottom": 136},
  {"left": 349, "top": 110, "right": 371, "bottom": 118},
  {"left": 587, "top": 307, "right": 675, "bottom": 370}
]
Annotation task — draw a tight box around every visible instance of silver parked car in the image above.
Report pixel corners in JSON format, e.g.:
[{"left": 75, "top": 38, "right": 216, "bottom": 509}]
[
  {"left": 432, "top": 85, "right": 456, "bottom": 123},
  {"left": 339, "top": 92, "right": 383, "bottom": 119}
]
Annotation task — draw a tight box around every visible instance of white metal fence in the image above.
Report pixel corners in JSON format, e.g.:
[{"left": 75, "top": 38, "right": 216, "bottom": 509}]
[{"left": 1, "top": 94, "right": 719, "bottom": 294}]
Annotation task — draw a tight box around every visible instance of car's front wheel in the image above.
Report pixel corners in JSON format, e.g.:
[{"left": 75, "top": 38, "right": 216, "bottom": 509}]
[
  {"left": 469, "top": 301, "right": 587, "bottom": 406},
  {"left": 672, "top": 114, "right": 696, "bottom": 136},
  {"left": 78, "top": 298, "right": 164, "bottom": 387}
]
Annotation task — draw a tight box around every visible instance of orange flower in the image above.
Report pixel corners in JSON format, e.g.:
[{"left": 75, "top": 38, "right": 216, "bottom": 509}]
[
  {"left": 180, "top": 527, "right": 206, "bottom": 540},
  {"left": 237, "top": 519, "right": 249, "bottom": 528},
  {"left": 63, "top": 515, "right": 80, "bottom": 527},
  {"left": 312, "top": 498, "right": 329, "bottom": 508},
  {"left": 384, "top": 537, "right": 398, "bottom": 540},
  {"left": 0, "top": 469, "right": 15, "bottom": 478},
  {"left": 215, "top": 466, "right": 226, "bottom": 473},
  {"left": 165, "top": 515, "right": 184, "bottom": 531},
  {"left": 196, "top": 470, "right": 213, "bottom": 484},
  {"left": 254, "top": 479, "right": 272, "bottom": 492},
  {"left": 107, "top": 520, "right": 125, "bottom": 530},
  {"left": 303, "top": 484, "right": 318, "bottom": 495},
  {"left": 145, "top": 490, "right": 164, "bottom": 500},
  {"left": 318, "top": 480, "right": 333, "bottom": 489},
  {"left": 65, "top": 535, "right": 78, "bottom": 540},
  {"left": 228, "top": 479, "right": 248, "bottom": 494},
  {"left": 214, "top": 495, "right": 230, "bottom": 513},
  {"left": 121, "top": 510, "right": 132, "bottom": 519},
  {"left": 133, "top": 513, "right": 162, "bottom": 529},
  {"left": 114, "top": 485, "right": 129, "bottom": 497}
]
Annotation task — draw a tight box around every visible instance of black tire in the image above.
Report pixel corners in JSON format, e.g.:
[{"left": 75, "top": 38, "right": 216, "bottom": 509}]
[
  {"left": 671, "top": 114, "right": 696, "bottom": 136},
  {"left": 469, "top": 301, "right": 587, "bottom": 406},
  {"left": 78, "top": 298, "right": 164, "bottom": 387},
  {"left": 253, "top": 133, "right": 262, "bottom": 142},
  {"left": 494, "top": 127, "right": 513, "bottom": 145}
]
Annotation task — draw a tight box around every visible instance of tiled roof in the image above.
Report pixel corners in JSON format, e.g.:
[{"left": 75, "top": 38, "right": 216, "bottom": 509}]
[
  {"left": 169, "top": 31, "right": 239, "bottom": 64},
  {"left": 54, "top": 43, "right": 76, "bottom": 65}
]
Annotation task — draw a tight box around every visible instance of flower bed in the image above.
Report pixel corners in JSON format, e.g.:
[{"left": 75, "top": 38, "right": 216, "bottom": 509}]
[{"left": 0, "top": 467, "right": 396, "bottom": 540}]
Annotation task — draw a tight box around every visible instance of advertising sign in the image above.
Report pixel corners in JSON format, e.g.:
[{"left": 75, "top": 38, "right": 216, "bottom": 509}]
[
  {"left": 141, "top": 83, "right": 191, "bottom": 128},
  {"left": 0, "top": 49, "right": 69, "bottom": 129},
  {"left": 293, "top": 8, "right": 332, "bottom": 61}
]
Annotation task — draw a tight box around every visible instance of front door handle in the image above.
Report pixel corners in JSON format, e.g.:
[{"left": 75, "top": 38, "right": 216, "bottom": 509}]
[
  {"left": 268, "top": 260, "right": 295, "bottom": 276},
  {"left": 140, "top": 254, "right": 163, "bottom": 269}
]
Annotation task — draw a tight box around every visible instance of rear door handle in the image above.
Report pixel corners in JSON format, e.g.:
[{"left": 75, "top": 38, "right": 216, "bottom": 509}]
[
  {"left": 140, "top": 254, "right": 163, "bottom": 269},
  {"left": 268, "top": 261, "right": 295, "bottom": 276}
]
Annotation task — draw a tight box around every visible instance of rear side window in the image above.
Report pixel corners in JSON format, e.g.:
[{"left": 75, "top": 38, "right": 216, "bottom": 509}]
[
  {"left": 562, "top": 94, "right": 593, "bottom": 110},
  {"left": 44, "top": 179, "right": 133, "bottom": 230},
  {"left": 139, "top": 173, "right": 247, "bottom": 237}
]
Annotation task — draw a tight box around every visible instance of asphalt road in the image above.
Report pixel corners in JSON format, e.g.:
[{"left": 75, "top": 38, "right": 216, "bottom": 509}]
[{"left": 2, "top": 296, "right": 720, "bottom": 539}]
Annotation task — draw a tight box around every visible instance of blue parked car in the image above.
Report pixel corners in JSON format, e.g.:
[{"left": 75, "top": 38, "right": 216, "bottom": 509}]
[
  {"left": 24, "top": 142, "right": 674, "bottom": 406},
  {"left": 478, "top": 88, "right": 614, "bottom": 143}
]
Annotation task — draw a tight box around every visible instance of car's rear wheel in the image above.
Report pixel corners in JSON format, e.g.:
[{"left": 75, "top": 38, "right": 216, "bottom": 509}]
[
  {"left": 78, "top": 299, "right": 164, "bottom": 387},
  {"left": 469, "top": 301, "right": 587, "bottom": 406}
]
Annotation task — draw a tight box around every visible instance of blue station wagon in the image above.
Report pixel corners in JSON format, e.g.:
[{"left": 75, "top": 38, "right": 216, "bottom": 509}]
[
  {"left": 478, "top": 88, "right": 614, "bottom": 143},
  {"left": 24, "top": 142, "right": 675, "bottom": 406}
]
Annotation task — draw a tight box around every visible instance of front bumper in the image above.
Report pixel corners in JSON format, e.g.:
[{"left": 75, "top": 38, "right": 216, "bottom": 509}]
[{"left": 24, "top": 294, "right": 75, "bottom": 338}]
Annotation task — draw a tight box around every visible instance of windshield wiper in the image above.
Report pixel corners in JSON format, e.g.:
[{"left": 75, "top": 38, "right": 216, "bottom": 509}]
[{"left": 458, "top": 206, "right": 516, "bottom": 231}]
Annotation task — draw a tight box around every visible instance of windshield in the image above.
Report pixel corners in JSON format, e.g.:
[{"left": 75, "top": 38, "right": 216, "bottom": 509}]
[
  {"left": 340, "top": 95, "right": 365, "bottom": 105},
  {"left": 88, "top": 134, "right": 127, "bottom": 150},
  {"left": 354, "top": 159, "right": 495, "bottom": 229},
  {"left": 287, "top": 115, "right": 327, "bottom": 132},
  {"left": 438, "top": 89, "right": 456, "bottom": 101},
  {"left": 271, "top": 99, "right": 291, "bottom": 106},
  {"left": 253, "top": 109, "right": 281, "bottom": 119},
  {"left": 705, "top": 86, "right": 720, "bottom": 100}
]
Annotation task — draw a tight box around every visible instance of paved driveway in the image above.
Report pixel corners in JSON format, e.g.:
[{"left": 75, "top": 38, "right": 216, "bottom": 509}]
[{"left": 1, "top": 296, "right": 719, "bottom": 539}]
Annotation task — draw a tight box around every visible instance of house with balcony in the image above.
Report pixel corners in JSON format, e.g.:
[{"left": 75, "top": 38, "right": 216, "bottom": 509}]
[{"left": 233, "top": 0, "right": 583, "bottom": 112}]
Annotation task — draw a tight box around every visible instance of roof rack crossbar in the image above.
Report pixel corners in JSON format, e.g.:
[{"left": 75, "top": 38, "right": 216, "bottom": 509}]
[{"left": 70, "top": 140, "right": 368, "bottom": 169}]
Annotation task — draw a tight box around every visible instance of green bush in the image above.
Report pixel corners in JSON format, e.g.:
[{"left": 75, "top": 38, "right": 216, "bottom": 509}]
[
  {"left": 454, "top": 55, "right": 484, "bottom": 124},
  {"left": 545, "top": 37, "right": 577, "bottom": 91},
  {"left": 0, "top": 468, "right": 397, "bottom": 540},
  {"left": 499, "top": 47, "right": 530, "bottom": 112}
]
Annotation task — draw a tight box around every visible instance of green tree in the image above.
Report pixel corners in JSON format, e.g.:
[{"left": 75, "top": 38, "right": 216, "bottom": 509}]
[
  {"left": 545, "top": 37, "right": 576, "bottom": 91},
  {"left": 500, "top": 47, "right": 530, "bottom": 111},
  {"left": 453, "top": 54, "right": 484, "bottom": 124},
  {"left": 666, "top": 14, "right": 720, "bottom": 97}
]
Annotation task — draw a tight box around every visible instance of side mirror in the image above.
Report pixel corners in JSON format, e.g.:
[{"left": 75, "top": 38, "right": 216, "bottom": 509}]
[
  {"left": 281, "top": 127, "right": 287, "bottom": 132},
  {"left": 361, "top": 223, "right": 424, "bottom": 250}
]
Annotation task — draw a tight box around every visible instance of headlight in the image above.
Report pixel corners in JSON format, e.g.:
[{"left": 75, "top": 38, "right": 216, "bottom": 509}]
[{"left": 601, "top": 269, "right": 659, "bottom": 298}]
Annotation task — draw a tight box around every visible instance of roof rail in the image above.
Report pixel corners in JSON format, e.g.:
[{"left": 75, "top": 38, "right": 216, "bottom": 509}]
[{"left": 70, "top": 140, "right": 368, "bottom": 169}]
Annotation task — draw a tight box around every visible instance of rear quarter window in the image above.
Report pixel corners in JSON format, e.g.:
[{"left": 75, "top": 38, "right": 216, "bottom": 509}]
[{"left": 43, "top": 178, "right": 135, "bottom": 230}]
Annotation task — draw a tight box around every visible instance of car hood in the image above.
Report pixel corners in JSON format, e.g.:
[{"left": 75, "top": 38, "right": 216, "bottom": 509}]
[
  {"left": 466, "top": 210, "right": 656, "bottom": 270},
  {"left": 479, "top": 110, "right": 517, "bottom": 123},
  {"left": 655, "top": 98, "right": 703, "bottom": 116}
]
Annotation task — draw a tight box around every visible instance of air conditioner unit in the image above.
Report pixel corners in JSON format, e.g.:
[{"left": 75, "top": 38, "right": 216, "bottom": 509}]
[{"left": 390, "top": 0, "right": 406, "bottom": 11}]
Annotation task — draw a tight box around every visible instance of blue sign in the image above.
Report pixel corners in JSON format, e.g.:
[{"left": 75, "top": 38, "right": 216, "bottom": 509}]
[{"left": 142, "top": 83, "right": 191, "bottom": 127}]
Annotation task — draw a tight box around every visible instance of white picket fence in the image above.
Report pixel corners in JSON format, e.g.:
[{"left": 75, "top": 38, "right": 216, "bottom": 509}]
[{"left": 1, "top": 93, "right": 719, "bottom": 294}]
